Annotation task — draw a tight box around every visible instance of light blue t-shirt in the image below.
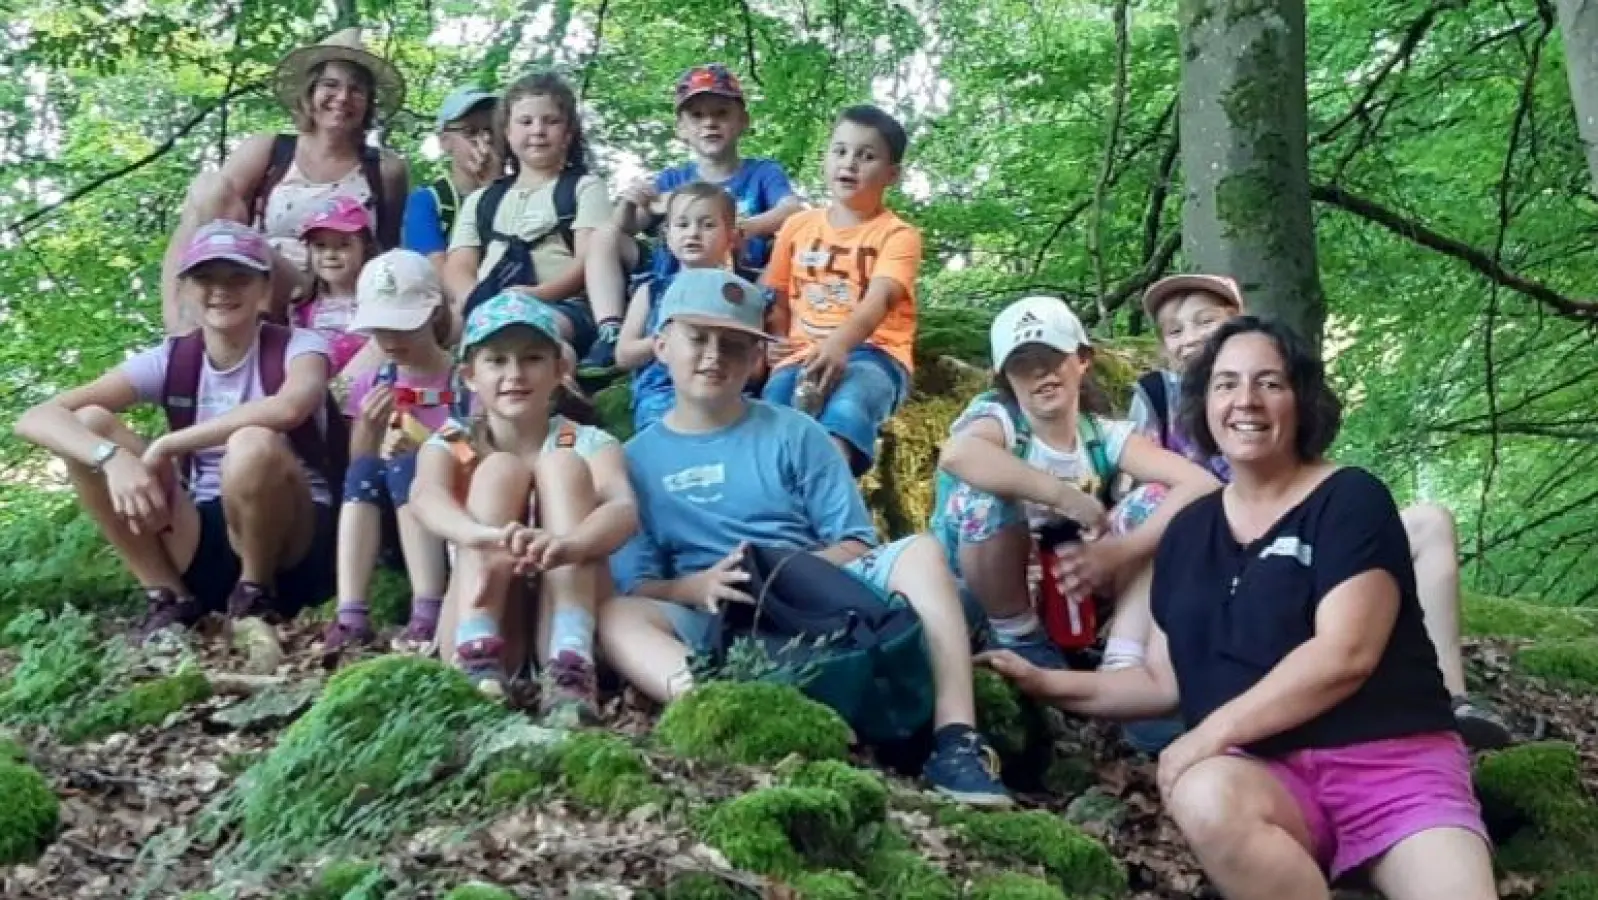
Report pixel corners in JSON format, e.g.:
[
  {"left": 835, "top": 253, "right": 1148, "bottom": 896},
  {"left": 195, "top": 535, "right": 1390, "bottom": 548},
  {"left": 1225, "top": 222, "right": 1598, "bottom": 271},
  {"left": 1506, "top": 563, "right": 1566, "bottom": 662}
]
[{"left": 611, "top": 401, "right": 877, "bottom": 591}]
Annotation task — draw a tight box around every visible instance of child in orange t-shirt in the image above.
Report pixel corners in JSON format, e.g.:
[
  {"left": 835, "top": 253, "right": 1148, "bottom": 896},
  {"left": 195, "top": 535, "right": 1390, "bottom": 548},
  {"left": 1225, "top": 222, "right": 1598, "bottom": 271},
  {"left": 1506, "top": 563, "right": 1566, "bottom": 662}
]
[{"left": 762, "top": 105, "right": 919, "bottom": 476}]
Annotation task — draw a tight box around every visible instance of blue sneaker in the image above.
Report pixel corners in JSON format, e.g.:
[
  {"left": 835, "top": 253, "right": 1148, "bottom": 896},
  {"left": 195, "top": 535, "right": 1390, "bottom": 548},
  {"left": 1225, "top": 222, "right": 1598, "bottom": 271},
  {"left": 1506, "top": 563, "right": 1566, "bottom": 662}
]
[
  {"left": 993, "top": 628, "right": 1071, "bottom": 670},
  {"left": 924, "top": 729, "right": 1013, "bottom": 807}
]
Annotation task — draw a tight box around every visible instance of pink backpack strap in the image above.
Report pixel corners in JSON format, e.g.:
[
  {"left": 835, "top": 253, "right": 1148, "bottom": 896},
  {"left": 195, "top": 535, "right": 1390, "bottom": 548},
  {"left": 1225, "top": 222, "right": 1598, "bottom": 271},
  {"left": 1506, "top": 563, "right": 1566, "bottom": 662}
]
[{"left": 161, "top": 332, "right": 207, "bottom": 434}]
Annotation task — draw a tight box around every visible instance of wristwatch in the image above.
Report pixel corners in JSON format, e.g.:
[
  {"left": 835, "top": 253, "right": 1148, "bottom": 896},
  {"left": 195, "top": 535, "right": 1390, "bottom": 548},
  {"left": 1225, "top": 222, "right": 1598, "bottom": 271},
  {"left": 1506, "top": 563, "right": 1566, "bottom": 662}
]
[{"left": 88, "top": 440, "right": 121, "bottom": 473}]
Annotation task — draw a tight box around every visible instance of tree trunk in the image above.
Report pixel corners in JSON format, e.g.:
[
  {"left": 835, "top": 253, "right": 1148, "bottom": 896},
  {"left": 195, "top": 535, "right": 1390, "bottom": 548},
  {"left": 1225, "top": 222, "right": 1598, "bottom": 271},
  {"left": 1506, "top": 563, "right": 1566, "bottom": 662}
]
[
  {"left": 334, "top": 0, "right": 359, "bottom": 29},
  {"left": 1557, "top": 0, "right": 1598, "bottom": 197},
  {"left": 1176, "top": 0, "right": 1326, "bottom": 348}
]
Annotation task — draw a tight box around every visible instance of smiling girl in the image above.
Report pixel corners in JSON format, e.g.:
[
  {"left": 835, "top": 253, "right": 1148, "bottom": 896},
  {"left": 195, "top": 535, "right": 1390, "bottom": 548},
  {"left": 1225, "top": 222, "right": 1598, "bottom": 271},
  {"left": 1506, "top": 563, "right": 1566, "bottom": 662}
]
[
  {"left": 409, "top": 292, "right": 636, "bottom": 714},
  {"left": 444, "top": 73, "right": 613, "bottom": 362},
  {"left": 932, "top": 295, "right": 1219, "bottom": 671}
]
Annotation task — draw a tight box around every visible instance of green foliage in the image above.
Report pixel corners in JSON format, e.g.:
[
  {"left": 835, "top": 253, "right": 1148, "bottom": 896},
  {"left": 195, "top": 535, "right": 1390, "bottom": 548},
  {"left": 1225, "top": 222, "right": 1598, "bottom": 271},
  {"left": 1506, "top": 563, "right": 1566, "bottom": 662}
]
[
  {"left": 790, "top": 869, "right": 868, "bottom": 900},
  {"left": 973, "top": 669, "right": 1032, "bottom": 757},
  {"left": 593, "top": 383, "right": 634, "bottom": 443},
  {"left": 968, "top": 872, "right": 1070, "bottom": 900},
  {"left": 1462, "top": 595, "right": 1598, "bottom": 640},
  {"left": 288, "top": 858, "right": 391, "bottom": 900},
  {"left": 858, "top": 844, "right": 957, "bottom": 900},
  {"left": 661, "top": 872, "right": 747, "bottom": 900},
  {"left": 655, "top": 682, "right": 851, "bottom": 766},
  {"left": 1540, "top": 873, "right": 1598, "bottom": 900},
  {"left": 700, "top": 786, "right": 857, "bottom": 877},
  {"left": 62, "top": 664, "right": 210, "bottom": 744},
  {"left": 944, "top": 809, "right": 1126, "bottom": 898},
  {"left": 367, "top": 567, "right": 413, "bottom": 629},
  {"left": 232, "top": 656, "right": 506, "bottom": 864},
  {"left": 0, "top": 758, "right": 59, "bottom": 865},
  {"left": 0, "top": 493, "right": 137, "bottom": 630},
  {"left": 1518, "top": 641, "right": 1598, "bottom": 691},
  {"left": 0, "top": 734, "right": 26, "bottom": 763},
  {"left": 483, "top": 765, "right": 550, "bottom": 806},
  {"left": 556, "top": 731, "right": 664, "bottom": 814},
  {"left": 0, "top": 605, "right": 122, "bottom": 729},
  {"left": 1474, "top": 742, "right": 1598, "bottom": 873},
  {"left": 782, "top": 760, "right": 888, "bottom": 830},
  {"left": 441, "top": 884, "right": 516, "bottom": 900}
]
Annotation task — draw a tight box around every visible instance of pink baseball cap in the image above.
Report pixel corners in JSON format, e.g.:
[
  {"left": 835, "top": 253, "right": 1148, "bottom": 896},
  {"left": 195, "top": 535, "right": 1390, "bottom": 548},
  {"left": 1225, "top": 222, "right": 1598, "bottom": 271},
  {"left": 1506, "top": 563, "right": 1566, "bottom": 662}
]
[
  {"left": 299, "top": 195, "right": 373, "bottom": 239},
  {"left": 178, "top": 220, "right": 273, "bottom": 276}
]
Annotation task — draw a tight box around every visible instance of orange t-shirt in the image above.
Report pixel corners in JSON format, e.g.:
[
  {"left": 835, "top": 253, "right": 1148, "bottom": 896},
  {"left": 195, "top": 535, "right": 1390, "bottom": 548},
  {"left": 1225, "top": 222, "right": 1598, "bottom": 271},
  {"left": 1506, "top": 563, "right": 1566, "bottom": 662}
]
[{"left": 763, "top": 206, "right": 921, "bottom": 373}]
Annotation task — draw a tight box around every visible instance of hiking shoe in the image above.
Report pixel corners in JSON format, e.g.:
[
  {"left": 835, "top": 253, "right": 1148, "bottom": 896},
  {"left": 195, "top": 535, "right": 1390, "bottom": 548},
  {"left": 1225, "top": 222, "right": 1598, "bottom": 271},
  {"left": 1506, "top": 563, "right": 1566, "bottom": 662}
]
[
  {"left": 320, "top": 620, "right": 379, "bottom": 669},
  {"left": 540, "top": 650, "right": 599, "bottom": 722},
  {"left": 390, "top": 613, "right": 438, "bottom": 655},
  {"left": 991, "top": 628, "right": 1071, "bottom": 670},
  {"left": 133, "top": 587, "right": 200, "bottom": 643},
  {"left": 580, "top": 324, "right": 619, "bottom": 372},
  {"left": 226, "top": 580, "right": 276, "bottom": 622},
  {"left": 1454, "top": 695, "right": 1513, "bottom": 751},
  {"left": 456, "top": 636, "right": 509, "bottom": 699},
  {"left": 924, "top": 731, "right": 1013, "bottom": 807}
]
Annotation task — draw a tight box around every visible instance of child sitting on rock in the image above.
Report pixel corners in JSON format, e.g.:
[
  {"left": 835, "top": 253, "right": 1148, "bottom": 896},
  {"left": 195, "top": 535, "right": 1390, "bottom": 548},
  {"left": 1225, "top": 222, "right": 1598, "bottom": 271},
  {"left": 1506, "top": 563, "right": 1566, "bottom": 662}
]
[
  {"left": 761, "top": 105, "right": 920, "bottom": 476},
  {"left": 409, "top": 292, "right": 636, "bottom": 717},
  {"left": 1122, "top": 274, "right": 1511, "bottom": 751},
  {"left": 616, "top": 183, "right": 771, "bottom": 432},
  {"left": 597, "top": 268, "right": 1011, "bottom": 807},
  {"left": 14, "top": 220, "right": 337, "bottom": 641},
  {"left": 931, "top": 295, "right": 1219, "bottom": 677},
  {"left": 320, "top": 249, "right": 461, "bottom": 665}
]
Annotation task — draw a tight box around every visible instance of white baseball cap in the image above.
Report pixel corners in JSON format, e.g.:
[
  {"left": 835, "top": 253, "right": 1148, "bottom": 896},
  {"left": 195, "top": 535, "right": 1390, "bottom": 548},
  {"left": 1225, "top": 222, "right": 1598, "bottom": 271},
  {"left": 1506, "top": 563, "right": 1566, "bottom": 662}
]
[
  {"left": 989, "top": 295, "right": 1091, "bottom": 371},
  {"left": 349, "top": 249, "right": 444, "bottom": 334}
]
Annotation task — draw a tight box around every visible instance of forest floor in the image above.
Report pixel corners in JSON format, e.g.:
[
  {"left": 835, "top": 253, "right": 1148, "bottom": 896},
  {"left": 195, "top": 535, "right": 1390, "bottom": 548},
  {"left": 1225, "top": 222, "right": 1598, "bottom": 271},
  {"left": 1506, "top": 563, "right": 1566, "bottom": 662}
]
[{"left": 1, "top": 605, "right": 1596, "bottom": 900}]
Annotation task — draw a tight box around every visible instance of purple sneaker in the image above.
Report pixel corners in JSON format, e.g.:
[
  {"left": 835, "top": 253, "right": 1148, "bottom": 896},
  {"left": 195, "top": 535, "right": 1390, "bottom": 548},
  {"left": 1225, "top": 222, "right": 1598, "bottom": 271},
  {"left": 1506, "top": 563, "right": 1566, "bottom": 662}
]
[
  {"left": 320, "top": 620, "right": 378, "bottom": 669},
  {"left": 390, "top": 613, "right": 438, "bottom": 655},
  {"left": 540, "top": 651, "right": 599, "bottom": 722},
  {"left": 133, "top": 587, "right": 200, "bottom": 644},
  {"left": 455, "top": 636, "right": 509, "bottom": 699}
]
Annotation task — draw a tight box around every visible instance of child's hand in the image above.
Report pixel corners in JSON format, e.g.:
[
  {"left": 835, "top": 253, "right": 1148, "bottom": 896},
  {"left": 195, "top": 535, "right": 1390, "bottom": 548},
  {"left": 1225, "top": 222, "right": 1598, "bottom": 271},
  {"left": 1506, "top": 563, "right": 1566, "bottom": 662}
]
[
  {"left": 106, "top": 448, "right": 169, "bottom": 536},
  {"left": 1050, "top": 538, "right": 1124, "bottom": 597},
  {"left": 513, "top": 530, "right": 581, "bottom": 573},
  {"left": 359, "top": 384, "right": 396, "bottom": 431},
  {"left": 619, "top": 178, "right": 660, "bottom": 211},
  {"left": 803, "top": 339, "right": 850, "bottom": 393},
  {"left": 677, "top": 544, "right": 753, "bottom": 613},
  {"left": 1049, "top": 481, "right": 1107, "bottom": 532},
  {"left": 975, "top": 649, "right": 1056, "bottom": 699}
]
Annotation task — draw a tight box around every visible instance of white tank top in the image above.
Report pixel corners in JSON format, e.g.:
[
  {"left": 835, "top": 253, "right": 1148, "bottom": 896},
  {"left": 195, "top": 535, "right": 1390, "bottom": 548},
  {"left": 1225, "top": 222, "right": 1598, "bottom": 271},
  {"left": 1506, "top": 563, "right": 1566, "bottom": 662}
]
[{"left": 259, "top": 160, "right": 375, "bottom": 270}]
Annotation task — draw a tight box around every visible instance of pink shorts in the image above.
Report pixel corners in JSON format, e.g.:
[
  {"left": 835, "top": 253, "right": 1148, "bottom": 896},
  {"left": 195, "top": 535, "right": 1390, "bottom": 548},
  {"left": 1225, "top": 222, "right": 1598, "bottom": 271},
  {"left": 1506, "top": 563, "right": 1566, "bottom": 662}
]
[{"left": 1249, "top": 731, "right": 1488, "bottom": 880}]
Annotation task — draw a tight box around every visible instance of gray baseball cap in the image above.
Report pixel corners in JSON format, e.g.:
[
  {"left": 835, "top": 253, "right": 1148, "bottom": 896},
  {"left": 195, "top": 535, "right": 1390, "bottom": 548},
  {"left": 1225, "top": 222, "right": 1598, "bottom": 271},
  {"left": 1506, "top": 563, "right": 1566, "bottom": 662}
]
[{"left": 436, "top": 87, "right": 498, "bottom": 129}]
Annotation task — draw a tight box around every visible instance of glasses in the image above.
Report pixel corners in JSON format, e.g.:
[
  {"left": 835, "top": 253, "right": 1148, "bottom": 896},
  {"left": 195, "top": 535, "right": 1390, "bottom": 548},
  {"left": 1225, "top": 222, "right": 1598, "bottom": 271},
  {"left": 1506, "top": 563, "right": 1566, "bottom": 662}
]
[
  {"left": 443, "top": 125, "right": 495, "bottom": 141},
  {"left": 314, "top": 77, "right": 370, "bottom": 99}
]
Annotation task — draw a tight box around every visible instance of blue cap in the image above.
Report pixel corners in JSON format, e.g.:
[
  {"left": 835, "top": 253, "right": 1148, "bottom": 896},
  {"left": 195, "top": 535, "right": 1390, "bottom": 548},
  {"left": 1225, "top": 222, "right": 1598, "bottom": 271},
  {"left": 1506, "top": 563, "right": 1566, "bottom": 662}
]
[
  {"left": 437, "top": 87, "right": 498, "bottom": 129},
  {"left": 657, "top": 268, "right": 773, "bottom": 339},
  {"left": 459, "top": 292, "right": 565, "bottom": 359}
]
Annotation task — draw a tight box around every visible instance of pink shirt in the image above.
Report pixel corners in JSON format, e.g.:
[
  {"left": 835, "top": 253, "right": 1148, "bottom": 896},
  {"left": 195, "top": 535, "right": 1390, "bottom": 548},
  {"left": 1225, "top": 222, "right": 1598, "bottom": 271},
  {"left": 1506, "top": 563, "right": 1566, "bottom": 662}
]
[
  {"left": 344, "top": 363, "right": 461, "bottom": 432},
  {"left": 292, "top": 291, "right": 368, "bottom": 374},
  {"left": 120, "top": 327, "right": 333, "bottom": 504}
]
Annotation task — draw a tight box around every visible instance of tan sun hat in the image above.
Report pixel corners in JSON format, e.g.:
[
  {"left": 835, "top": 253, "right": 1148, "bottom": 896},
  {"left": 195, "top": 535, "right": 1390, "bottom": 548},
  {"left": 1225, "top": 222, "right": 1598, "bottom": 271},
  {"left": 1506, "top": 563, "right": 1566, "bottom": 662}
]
[
  {"left": 273, "top": 27, "right": 406, "bottom": 120},
  {"left": 1142, "top": 274, "right": 1246, "bottom": 322}
]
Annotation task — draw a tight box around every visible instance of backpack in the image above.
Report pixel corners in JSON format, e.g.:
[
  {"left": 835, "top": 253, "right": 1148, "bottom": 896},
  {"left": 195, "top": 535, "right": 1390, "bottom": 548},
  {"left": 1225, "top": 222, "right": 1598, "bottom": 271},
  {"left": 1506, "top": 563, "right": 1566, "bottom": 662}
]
[
  {"left": 252, "top": 134, "right": 396, "bottom": 250},
  {"left": 161, "top": 324, "right": 350, "bottom": 498},
  {"left": 1137, "top": 371, "right": 1171, "bottom": 447},
  {"left": 427, "top": 177, "right": 460, "bottom": 245},
  {"left": 702, "top": 544, "right": 933, "bottom": 745},
  {"left": 461, "top": 169, "right": 583, "bottom": 319}
]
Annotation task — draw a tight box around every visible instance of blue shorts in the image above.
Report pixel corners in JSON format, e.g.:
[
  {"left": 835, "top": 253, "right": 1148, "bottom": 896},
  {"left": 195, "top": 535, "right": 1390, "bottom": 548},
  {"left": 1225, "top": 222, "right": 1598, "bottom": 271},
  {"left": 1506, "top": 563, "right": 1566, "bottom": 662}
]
[
  {"left": 763, "top": 347, "right": 907, "bottom": 475},
  {"left": 548, "top": 298, "right": 598, "bottom": 357},
  {"left": 344, "top": 452, "right": 420, "bottom": 507},
  {"left": 182, "top": 498, "right": 335, "bottom": 616},
  {"left": 649, "top": 535, "right": 918, "bottom": 654}
]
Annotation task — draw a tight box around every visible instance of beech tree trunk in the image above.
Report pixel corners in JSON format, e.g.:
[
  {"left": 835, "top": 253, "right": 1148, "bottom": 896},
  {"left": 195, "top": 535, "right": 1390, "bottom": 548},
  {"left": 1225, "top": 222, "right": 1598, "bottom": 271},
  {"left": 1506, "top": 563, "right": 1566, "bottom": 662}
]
[
  {"left": 1557, "top": 0, "right": 1598, "bottom": 197},
  {"left": 1176, "top": 0, "right": 1326, "bottom": 348}
]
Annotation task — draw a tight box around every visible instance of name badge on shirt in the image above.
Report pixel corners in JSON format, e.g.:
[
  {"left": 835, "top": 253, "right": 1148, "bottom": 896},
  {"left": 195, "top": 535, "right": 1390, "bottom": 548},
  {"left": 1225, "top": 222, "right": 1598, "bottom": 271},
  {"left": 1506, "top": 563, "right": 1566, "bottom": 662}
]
[{"left": 797, "top": 249, "right": 832, "bottom": 268}]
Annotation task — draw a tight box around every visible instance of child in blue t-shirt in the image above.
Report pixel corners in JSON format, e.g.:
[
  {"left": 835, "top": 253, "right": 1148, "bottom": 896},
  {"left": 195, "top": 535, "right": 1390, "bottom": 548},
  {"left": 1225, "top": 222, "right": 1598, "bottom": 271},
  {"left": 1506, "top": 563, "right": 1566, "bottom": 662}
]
[
  {"left": 581, "top": 63, "right": 801, "bottom": 371},
  {"left": 598, "top": 268, "right": 1010, "bottom": 809},
  {"left": 400, "top": 87, "right": 501, "bottom": 270},
  {"left": 615, "top": 183, "right": 771, "bottom": 432}
]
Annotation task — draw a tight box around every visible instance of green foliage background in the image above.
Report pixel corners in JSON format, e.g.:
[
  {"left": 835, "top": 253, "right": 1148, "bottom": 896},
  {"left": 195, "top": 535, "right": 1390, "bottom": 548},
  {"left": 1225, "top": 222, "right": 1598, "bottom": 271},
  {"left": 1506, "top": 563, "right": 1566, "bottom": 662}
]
[{"left": 2, "top": 0, "right": 1594, "bottom": 606}]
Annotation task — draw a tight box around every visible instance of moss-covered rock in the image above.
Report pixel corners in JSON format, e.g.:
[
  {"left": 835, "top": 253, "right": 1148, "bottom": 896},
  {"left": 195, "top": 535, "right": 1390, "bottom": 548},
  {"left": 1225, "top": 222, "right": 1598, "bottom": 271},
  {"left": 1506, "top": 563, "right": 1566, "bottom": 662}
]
[
  {"left": 0, "top": 734, "right": 25, "bottom": 763},
  {"left": 1518, "top": 640, "right": 1598, "bottom": 691},
  {"left": 1463, "top": 594, "right": 1598, "bottom": 640},
  {"left": 442, "top": 883, "right": 516, "bottom": 900},
  {"left": 973, "top": 669, "right": 1053, "bottom": 789},
  {"left": 656, "top": 681, "right": 851, "bottom": 766},
  {"left": 946, "top": 809, "right": 1125, "bottom": 898},
  {"left": 791, "top": 869, "right": 868, "bottom": 900},
  {"left": 595, "top": 383, "right": 634, "bottom": 442},
  {"left": 240, "top": 656, "right": 505, "bottom": 852},
  {"left": 968, "top": 871, "right": 1070, "bottom": 900},
  {"left": 661, "top": 872, "right": 746, "bottom": 899},
  {"left": 291, "top": 858, "right": 390, "bottom": 900},
  {"left": 483, "top": 764, "right": 552, "bottom": 805},
  {"left": 1474, "top": 742, "right": 1598, "bottom": 872},
  {"left": 700, "top": 786, "right": 858, "bottom": 877},
  {"left": 62, "top": 665, "right": 210, "bottom": 744},
  {"left": 0, "top": 758, "right": 58, "bottom": 865},
  {"left": 1540, "top": 872, "right": 1598, "bottom": 899},
  {"left": 557, "top": 731, "right": 665, "bottom": 814},
  {"left": 859, "top": 846, "right": 958, "bottom": 900},
  {"left": 782, "top": 760, "right": 887, "bottom": 830}
]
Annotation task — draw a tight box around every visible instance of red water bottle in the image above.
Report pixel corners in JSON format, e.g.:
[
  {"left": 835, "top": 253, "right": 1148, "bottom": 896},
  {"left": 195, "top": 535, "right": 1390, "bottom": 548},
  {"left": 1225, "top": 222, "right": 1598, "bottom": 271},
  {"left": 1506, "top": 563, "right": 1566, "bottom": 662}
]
[{"left": 1036, "top": 519, "right": 1097, "bottom": 649}]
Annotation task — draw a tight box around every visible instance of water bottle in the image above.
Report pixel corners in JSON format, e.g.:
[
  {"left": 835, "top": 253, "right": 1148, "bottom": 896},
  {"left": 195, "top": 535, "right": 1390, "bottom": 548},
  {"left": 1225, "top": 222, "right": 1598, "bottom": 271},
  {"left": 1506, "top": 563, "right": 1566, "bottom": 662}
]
[
  {"left": 794, "top": 378, "right": 825, "bottom": 417},
  {"left": 1036, "top": 519, "right": 1097, "bottom": 650}
]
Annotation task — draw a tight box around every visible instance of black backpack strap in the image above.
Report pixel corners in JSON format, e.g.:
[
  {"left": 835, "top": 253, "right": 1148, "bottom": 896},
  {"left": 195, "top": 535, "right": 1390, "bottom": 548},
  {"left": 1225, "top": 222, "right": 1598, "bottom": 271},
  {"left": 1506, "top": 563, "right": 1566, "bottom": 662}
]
[
  {"left": 551, "top": 169, "right": 582, "bottom": 255},
  {"left": 430, "top": 177, "right": 459, "bottom": 242},
  {"left": 475, "top": 177, "right": 515, "bottom": 245},
  {"left": 360, "top": 147, "right": 397, "bottom": 249},
  {"left": 1137, "top": 371, "right": 1170, "bottom": 446},
  {"left": 250, "top": 134, "right": 298, "bottom": 230}
]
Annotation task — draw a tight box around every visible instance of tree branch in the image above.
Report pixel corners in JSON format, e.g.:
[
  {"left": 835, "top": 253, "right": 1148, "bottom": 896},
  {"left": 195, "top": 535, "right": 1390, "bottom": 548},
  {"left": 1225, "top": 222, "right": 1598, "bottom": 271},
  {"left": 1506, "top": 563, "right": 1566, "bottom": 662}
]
[
  {"left": 736, "top": 0, "right": 765, "bottom": 86},
  {"left": 1309, "top": 183, "right": 1598, "bottom": 320},
  {"left": 1089, "top": 0, "right": 1131, "bottom": 328},
  {"left": 1312, "top": 0, "right": 1469, "bottom": 148},
  {"left": 5, "top": 83, "right": 260, "bottom": 237},
  {"left": 579, "top": 0, "right": 611, "bottom": 99}
]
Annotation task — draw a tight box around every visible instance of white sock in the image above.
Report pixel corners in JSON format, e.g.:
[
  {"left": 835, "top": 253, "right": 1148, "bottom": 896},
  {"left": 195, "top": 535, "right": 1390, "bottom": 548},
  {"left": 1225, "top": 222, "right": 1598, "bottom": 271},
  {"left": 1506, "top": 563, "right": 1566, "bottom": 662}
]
[
  {"left": 549, "top": 605, "right": 595, "bottom": 662},
  {"left": 991, "top": 610, "right": 1042, "bottom": 642},
  {"left": 1101, "top": 637, "right": 1146, "bottom": 671}
]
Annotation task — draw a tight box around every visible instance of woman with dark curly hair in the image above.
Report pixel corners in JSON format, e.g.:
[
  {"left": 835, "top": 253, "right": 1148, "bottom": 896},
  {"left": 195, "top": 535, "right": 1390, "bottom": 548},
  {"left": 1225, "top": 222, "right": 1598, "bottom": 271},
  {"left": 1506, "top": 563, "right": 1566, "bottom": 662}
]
[
  {"left": 982, "top": 317, "right": 1495, "bottom": 900},
  {"left": 160, "top": 29, "right": 411, "bottom": 334}
]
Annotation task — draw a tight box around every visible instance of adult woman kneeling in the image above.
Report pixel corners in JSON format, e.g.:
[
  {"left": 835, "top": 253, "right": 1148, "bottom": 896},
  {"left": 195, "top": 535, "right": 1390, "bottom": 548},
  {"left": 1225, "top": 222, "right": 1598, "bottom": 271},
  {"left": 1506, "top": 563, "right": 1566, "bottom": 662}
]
[
  {"left": 982, "top": 316, "right": 1495, "bottom": 900},
  {"left": 160, "top": 28, "right": 409, "bottom": 335}
]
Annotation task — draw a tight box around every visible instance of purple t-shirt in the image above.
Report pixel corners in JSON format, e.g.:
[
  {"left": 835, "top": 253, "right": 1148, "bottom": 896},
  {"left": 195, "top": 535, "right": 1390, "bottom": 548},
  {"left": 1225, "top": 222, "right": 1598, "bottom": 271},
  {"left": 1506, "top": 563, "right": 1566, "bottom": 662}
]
[{"left": 120, "top": 327, "right": 334, "bottom": 504}]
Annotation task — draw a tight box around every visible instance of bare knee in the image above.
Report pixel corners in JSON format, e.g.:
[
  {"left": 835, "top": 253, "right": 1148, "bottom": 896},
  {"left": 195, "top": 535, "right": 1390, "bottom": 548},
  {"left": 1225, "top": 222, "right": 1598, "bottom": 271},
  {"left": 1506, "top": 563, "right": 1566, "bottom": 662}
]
[
  {"left": 466, "top": 452, "right": 534, "bottom": 517},
  {"left": 1165, "top": 760, "right": 1277, "bottom": 851},
  {"left": 534, "top": 448, "right": 594, "bottom": 496},
  {"left": 220, "top": 427, "right": 295, "bottom": 491},
  {"left": 74, "top": 405, "right": 123, "bottom": 437}
]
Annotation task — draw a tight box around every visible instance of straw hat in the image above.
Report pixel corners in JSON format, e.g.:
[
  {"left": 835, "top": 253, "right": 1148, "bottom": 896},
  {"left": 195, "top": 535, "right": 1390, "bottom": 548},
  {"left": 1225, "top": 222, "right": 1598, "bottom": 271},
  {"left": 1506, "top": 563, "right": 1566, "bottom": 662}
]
[{"left": 272, "top": 27, "right": 406, "bottom": 119}]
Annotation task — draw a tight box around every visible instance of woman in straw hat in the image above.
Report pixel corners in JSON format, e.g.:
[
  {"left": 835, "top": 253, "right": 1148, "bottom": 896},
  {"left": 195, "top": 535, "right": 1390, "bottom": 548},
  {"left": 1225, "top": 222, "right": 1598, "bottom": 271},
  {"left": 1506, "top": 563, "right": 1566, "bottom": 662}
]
[{"left": 159, "top": 28, "right": 411, "bottom": 335}]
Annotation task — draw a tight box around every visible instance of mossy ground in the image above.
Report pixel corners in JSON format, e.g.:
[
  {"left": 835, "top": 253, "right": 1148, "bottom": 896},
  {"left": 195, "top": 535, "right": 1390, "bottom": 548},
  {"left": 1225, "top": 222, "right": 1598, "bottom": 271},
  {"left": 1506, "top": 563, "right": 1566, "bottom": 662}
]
[
  {"left": 442, "top": 883, "right": 517, "bottom": 900},
  {"left": 62, "top": 664, "right": 210, "bottom": 744},
  {"left": 1462, "top": 594, "right": 1598, "bottom": 640},
  {"left": 1474, "top": 742, "right": 1598, "bottom": 874},
  {"left": 0, "top": 757, "right": 58, "bottom": 865},
  {"left": 943, "top": 808, "right": 1126, "bottom": 898},
  {"left": 1517, "top": 640, "right": 1598, "bottom": 691},
  {"left": 654, "top": 681, "right": 851, "bottom": 766},
  {"left": 969, "top": 871, "right": 1070, "bottom": 900}
]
